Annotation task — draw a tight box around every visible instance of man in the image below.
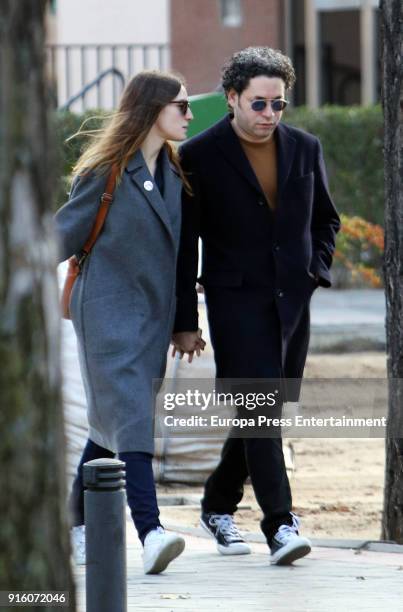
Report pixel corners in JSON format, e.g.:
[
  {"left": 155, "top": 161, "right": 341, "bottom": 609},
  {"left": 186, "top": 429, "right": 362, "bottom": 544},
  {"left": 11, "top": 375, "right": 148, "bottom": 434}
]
[{"left": 172, "top": 47, "right": 340, "bottom": 565}]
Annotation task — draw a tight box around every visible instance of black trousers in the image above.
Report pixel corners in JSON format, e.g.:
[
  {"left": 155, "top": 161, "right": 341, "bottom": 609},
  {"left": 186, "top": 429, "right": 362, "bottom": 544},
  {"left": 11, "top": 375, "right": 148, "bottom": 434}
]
[{"left": 202, "top": 286, "right": 294, "bottom": 544}]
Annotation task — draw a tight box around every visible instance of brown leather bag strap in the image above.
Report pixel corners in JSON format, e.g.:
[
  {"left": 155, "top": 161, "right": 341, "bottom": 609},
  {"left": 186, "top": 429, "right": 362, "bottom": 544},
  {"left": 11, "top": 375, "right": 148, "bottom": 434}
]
[{"left": 80, "top": 164, "right": 119, "bottom": 261}]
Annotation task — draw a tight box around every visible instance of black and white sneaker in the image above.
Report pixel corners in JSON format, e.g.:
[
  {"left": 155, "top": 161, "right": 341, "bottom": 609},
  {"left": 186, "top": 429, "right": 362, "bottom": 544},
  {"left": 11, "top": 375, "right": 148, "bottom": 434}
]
[
  {"left": 200, "top": 512, "right": 251, "bottom": 555},
  {"left": 270, "top": 513, "right": 311, "bottom": 565}
]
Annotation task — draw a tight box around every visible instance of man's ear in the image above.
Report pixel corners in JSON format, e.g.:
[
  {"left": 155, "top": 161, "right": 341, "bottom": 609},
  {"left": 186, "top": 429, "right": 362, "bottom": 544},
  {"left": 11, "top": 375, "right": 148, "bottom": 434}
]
[{"left": 227, "top": 88, "right": 237, "bottom": 111}]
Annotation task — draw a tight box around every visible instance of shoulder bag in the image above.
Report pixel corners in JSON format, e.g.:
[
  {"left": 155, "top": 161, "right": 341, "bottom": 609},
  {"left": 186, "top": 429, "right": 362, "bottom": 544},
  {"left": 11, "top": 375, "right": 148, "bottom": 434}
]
[{"left": 60, "top": 164, "right": 119, "bottom": 319}]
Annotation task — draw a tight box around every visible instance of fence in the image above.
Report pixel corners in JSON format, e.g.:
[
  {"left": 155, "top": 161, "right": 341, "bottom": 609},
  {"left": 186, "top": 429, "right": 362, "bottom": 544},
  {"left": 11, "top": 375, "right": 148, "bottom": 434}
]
[{"left": 46, "top": 43, "right": 170, "bottom": 111}]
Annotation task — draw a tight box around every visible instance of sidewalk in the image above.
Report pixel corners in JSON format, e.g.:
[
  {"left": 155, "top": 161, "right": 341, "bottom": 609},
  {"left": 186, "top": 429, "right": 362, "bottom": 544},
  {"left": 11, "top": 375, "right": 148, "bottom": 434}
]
[
  {"left": 310, "top": 289, "right": 385, "bottom": 352},
  {"left": 70, "top": 287, "right": 394, "bottom": 610},
  {"left": 192, "top": 288, "right": 385, "bottom": 354},
  {"left": 74, "top": 517, "right": 403, "bottom": 612}
]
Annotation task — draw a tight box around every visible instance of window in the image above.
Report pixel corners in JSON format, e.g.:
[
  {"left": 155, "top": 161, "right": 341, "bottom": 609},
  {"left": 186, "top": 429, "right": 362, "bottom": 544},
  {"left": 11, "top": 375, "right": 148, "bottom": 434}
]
[{"left": 220, "top": 0, "right": 243, "bottom": 28}]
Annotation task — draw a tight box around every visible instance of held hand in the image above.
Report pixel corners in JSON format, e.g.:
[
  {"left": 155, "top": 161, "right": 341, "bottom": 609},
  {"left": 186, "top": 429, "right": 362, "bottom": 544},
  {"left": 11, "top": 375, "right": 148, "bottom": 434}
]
[{"left": 171, "top": 329, "right": 206, "bottom": 363}]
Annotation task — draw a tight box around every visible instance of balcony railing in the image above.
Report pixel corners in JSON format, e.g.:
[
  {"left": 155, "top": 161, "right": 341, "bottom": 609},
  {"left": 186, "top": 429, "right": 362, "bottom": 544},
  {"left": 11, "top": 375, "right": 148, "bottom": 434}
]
[{"left": 46, "top": 43, "right": 170, "bottom": 111}]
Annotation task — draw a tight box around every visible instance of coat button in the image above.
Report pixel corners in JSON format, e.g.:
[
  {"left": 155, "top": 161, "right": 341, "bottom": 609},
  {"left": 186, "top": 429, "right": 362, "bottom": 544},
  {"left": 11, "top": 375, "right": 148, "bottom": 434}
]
[
  {"left": 277, "top": 290, "right": 284, "bottom": 298},
  {"left": 258, "top": 199, "right": 265, "bottom": 206},
  {"left": 274, "top": 244, "right": 280, "bottom": 252}
]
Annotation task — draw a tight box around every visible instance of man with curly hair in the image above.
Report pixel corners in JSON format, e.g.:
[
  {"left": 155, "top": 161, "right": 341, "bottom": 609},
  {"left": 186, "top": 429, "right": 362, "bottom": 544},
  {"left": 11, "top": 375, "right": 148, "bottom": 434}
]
[{"left": 173, "top": 47, "right": 340, "bottom": 565}]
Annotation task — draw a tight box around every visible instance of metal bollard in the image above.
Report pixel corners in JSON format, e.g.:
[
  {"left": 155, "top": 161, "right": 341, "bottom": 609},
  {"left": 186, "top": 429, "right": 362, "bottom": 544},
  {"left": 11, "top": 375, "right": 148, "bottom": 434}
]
[{"left": 83, "top": 458, "right": 127, "bottom": 612}]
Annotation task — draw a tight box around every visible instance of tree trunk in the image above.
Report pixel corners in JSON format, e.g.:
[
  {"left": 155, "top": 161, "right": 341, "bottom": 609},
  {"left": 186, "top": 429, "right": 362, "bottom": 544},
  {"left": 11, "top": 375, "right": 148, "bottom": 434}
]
[
  {"left": 380, "top": 0, "right": 403, "bottom": 542},
  {"left": 0, "top": 1, "right": 75, "bottom": 608}
]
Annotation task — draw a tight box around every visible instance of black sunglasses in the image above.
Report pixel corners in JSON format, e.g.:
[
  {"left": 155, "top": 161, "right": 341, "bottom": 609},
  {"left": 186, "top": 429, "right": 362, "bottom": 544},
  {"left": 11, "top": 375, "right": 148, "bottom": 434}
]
[
  {"left": 169, "top": 100, "right": 191, "bottom": 115},
  {"left": 250, "top": 98, "right": 288, "bottom": 112}
]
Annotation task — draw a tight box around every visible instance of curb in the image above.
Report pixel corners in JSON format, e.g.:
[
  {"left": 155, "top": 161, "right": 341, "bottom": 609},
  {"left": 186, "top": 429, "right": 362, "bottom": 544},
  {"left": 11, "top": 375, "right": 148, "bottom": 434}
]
[{"left": 163, "top": 522, "right": 403, "bottom": 554}]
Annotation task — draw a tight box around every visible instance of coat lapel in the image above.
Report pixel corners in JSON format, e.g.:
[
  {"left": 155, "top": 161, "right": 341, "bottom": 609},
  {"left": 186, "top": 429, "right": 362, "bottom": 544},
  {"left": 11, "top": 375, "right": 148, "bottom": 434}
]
[
  {"left": 160, "top": 147, "right": 182, "bottom": 212},
  {"left": 160, "top": 146, "right": 182, "bottom": 247},
  {"left": 126, "top": 148, "right": 180, "bottom": 244},
  {"left": 213, "top": 115, "right": 266, "bottom": 197},
  {"left": 275, "top": 123, "right": 296, "bottom": 200}
]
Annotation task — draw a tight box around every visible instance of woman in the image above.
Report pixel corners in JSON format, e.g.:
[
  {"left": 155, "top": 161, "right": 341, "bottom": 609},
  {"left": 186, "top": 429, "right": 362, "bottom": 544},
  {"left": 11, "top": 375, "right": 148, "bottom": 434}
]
[{"left": 55, "top": 70, "right": 196, "bottom": 574}]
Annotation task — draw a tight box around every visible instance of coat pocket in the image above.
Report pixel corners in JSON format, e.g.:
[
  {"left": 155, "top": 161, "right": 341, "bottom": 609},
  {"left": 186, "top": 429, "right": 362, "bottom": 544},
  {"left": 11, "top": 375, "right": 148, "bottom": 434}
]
[
  {"left": 286, "top": 172, "right": 314, "bottom": 198},
  {"left": 291, "top": 171, "right": 314, "bottom": 183},
  {"left": 83, "top": 290, "right": 145, "bottom": 356}
]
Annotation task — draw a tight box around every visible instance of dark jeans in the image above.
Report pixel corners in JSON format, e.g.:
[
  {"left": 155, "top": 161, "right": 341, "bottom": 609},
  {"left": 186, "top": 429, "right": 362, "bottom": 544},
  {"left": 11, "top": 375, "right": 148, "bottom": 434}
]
[
  {"left": 70, "top": 439, "right": 161, "bottom": 544},
  {"left": 203, "top": 286, "right": 294, "bottom": 544}
]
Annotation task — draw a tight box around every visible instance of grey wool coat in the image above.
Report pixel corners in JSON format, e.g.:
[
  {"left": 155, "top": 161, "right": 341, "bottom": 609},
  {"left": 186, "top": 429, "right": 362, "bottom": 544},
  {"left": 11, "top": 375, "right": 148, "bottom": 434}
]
[{"left": 54, "top": 148, "right": 182, "bottom": 453}]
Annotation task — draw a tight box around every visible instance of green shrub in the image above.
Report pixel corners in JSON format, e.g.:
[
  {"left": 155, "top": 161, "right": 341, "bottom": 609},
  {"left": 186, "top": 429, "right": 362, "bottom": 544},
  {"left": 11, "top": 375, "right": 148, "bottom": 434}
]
[
  {"left": 285, "top": 105, "right": 384, "bottom": 225},
  {"left": 333, "top": 214, "right": 384, "bottom": 288},
  {"left": 53, "top": 105, "right": 384, "bottom": 226},
  {"left": 53, "top": 110, "right": 109, "bottom": 209}
]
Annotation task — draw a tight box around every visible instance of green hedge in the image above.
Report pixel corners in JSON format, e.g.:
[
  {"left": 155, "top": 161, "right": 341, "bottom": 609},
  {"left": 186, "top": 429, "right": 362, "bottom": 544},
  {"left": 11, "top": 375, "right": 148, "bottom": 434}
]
[
  {"left": 54, "top": 105, "right": 384, "bottom": 225},
  {"left": 285, "top": 105, "right": 384, "bottom": 225},
  {"left": 53, "top": 110, "right": 109, "bottom": 207}
]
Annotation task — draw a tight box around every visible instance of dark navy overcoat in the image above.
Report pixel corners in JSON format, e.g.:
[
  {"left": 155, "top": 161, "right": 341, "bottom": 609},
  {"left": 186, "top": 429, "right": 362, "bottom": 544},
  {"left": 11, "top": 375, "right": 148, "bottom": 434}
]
[{"left": 174, "top": 115, "right": 340, "bottom": 391}]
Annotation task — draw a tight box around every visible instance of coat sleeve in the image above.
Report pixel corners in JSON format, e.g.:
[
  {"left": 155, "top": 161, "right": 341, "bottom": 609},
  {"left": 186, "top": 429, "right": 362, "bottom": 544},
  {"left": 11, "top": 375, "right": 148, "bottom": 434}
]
[
  {"left": 173, "top": 148, "right": 201, "bottom": 332},
  {"left": 53, "top": 172, "right": 109, "bottom": 263},
  {"left": 310, "top": 139, "right": 341, "bottom": 287}
]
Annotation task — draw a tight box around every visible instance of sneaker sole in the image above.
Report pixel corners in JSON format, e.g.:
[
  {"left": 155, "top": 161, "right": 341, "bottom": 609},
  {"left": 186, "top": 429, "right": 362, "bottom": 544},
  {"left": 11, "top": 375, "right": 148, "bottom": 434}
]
[
  {"left": 144, "top": 536, "right": 185, "bottom": 575},
  {"left": 270, "top": 540, "right": 311, "bottom": 565},
  {"left": 199, "top": 519, "right": 251, "bottom": 556}
]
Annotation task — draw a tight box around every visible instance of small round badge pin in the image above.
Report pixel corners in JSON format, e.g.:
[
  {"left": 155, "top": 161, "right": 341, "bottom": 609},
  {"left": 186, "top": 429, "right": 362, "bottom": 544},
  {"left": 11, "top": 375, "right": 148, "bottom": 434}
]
[{"left": 144, "top": 180, "right": 154, "bottom": 191}]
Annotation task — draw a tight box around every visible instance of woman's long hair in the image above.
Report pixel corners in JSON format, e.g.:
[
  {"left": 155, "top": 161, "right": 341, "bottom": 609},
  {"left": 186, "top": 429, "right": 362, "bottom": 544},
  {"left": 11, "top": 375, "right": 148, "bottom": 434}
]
[{"left": 70, "top": 70, "right": 190, "bottom": 190}]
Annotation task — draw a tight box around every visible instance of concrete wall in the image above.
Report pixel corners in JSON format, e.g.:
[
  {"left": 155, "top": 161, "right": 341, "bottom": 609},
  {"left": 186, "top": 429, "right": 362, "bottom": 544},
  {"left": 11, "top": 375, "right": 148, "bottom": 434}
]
[{"left": 56, "top": 0, "right": 169, "bottom": 45}]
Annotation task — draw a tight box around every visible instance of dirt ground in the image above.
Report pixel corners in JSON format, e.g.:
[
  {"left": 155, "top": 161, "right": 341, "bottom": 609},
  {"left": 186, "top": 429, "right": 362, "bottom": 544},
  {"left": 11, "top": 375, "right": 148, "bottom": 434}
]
[{"left": 158, "top": 352, "right": 388, "bottom": 541}]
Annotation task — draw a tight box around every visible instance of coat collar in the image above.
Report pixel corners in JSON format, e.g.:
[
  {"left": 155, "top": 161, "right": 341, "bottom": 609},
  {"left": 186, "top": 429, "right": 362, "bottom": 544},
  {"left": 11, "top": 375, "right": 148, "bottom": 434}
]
[
  {"left": 212, "top": 115, "right": 296, "bottom": 200},
  {"left": 125, "top": 147, "right": 181, "bottom": 243},
  {"left": 126, "top": 147, "right": 180, "bottom": 176},
  {"left": 126, "top": 148, "right": 144, "bottom": 173},
  {"left": 213, "top": 115, "right": 263, "bottom": 197}
]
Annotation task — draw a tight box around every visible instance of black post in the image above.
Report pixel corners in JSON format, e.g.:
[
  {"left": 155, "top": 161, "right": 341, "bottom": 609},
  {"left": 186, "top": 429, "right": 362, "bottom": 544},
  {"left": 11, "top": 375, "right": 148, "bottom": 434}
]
[{"left": 83, "top": 458, "right": 127, "bottom": 612}]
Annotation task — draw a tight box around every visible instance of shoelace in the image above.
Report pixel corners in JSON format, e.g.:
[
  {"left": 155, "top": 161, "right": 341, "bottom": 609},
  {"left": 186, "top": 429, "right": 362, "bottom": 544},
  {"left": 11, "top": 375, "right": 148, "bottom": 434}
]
[
  {"left": 209, "top": 514, "right": 243, "bottom": 541},
  {"left": 144, "top": 526, "right": 165, "bottom": 543},
  {"left": 275, "top": 512, "right": 300, "bottom": 544}
]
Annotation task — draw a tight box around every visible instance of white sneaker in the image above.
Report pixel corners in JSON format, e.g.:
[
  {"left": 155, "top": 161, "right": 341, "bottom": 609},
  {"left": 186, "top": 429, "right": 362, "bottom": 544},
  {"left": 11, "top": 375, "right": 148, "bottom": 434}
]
[
  {"left": 71, "top": 525, "right": 86, "bottom": 565},
  {"left": 270, "top": 513, "right": 311, "bottom": 565},
  {"left": 143, "top": 527, "right": 185, "bottom": 574}
]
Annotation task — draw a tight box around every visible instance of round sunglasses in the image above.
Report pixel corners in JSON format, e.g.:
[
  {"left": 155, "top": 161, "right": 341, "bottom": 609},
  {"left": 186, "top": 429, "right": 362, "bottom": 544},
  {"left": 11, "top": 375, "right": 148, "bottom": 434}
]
[
  {"left": 169, "top": 100, "right": 191, "bottom": 115},
  {"left": 250, "top": 98, "right": 288, "bottom": 112}
]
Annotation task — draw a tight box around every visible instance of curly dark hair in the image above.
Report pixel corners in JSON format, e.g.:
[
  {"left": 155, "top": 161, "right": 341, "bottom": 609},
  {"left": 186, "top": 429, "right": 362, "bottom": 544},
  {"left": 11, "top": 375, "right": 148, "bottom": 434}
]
[{"left": 221, "top": 47, "right": 296, "bottom": 94}]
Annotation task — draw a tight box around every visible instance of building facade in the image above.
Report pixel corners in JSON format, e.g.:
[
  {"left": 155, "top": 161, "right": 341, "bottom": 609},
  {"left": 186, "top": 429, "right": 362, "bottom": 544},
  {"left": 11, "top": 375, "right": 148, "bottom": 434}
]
[
  {"left": 47, "top": 0, "right": 379, "bottom": 110},
  {"left": 47, "top": 0, "right": 170, "bottom": 110},
  {"left": 170, "top": 0, "right": 283, "bottom": 94}
]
